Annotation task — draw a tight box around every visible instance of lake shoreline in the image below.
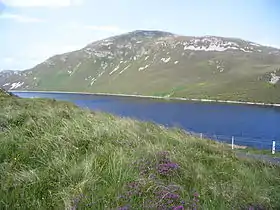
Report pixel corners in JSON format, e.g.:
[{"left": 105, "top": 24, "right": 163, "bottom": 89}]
[
  {"left": 10, "top": 90, "right": 280, "bottom": 108},
  {"left": 10, "top": 89, "right": 280, "bottom": 154}
]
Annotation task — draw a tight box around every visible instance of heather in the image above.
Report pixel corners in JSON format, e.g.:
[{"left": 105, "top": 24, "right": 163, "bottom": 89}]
[{"left": 1, "top": 92, "right": 280, "bottom": 209}]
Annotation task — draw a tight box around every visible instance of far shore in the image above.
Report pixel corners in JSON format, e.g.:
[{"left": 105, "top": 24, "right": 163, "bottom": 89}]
[{"left": 9, "top": 90, "right": 280, "bottom": 107}]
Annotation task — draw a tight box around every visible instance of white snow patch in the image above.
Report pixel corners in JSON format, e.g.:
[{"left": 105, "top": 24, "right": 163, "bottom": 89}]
[
  {"left": 240, "top": 48, "right": 252, "bottom": 53},
  {"left": 84, "top": 48, "right": 94, "bottom": 55},
  {"left": 270, "top": 73, "right": 280, "bottom": 84},
  {"left": 90, "top": 78, "right": 97, "bottom": 86},
  {"left": 174, "top": 61, "right": 179, "bottom": 64},
  {"left": 109, "top": 65, "right": 120, "bottom": 75},
  {"left": 101, "top": 62, "right": 108, "bottom": 69},
  {"left": 136, "top": 41, "right": 142, "bottom": 44},
  {"left": 133, "top": 56, "right": 137, "bottom": 61},
  {"left": 161, "top": 57, "right": 171, "bottom": 63},
  {"left": 145, "top": 56, "right": 149, "bottom": 61},
  {"left": 3, "top": 83, "right": 10, "bottom": 86},
  {"left": 10, "top": 82, "right": 24, "bottom": 89},
  {"left": 101, "top": 41, "right": 113, "bottom": 46},
  {"left": 94, "top": 51, "right": 113, "bottom": 58},
  {"left": 120, "top": 60, "right": 124, "bottom": 64},
  {"left": 119, "top": 65, "right": 131, "bottom": 74},
  {"left": 98, "top": 71, "right": 105, "bottom": 77},
  {"left": 33, "top": 77, "right": 37, "bottom": 80},
  {"left": 138, "top": 64, "right": 150, "bottom": 71},
  {"left": 227, "top": 47, "right": 239, "bottom": 50},
  {"left": 85, "top": 76, "right": 92, "bottom": 81},
  {"left": 250, "top": 42, "right": 261, "bottom": 47},
  {"left": 124, "top": 44, "right": 132, "bottom": 49},
  {"left": 227, "top": 41, "right": 239, "bottom": 47},
  {"left": 184, "top": 45, "right": 227, "bottom": 52},
  {"left": 218, "top": 67, "right": 224, "bottom": 72},
  {"left": 182, "top": 37, "right": 244, "bottom": 52},
  {"left": 69, "top": 62, "right": 82, "bottom": 76},
  {"left": 184, "top": 44, "right": 249, "bottom": 52}
]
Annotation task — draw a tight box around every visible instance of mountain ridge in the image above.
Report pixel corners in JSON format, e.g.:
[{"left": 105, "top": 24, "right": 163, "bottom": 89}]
[
  {"left": 2, "top": 30, "right": 280, "bottom": 71},
  {"left": 1, "top": 30, "right": 280, "bottom": 103}
]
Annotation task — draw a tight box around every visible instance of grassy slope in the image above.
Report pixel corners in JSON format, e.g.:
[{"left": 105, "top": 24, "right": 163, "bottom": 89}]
[
  {"left": 2, "top": 33, "right": 280, "bottom": 104},
  {"left": 1, "top": 91, "right": 280, "bottom": 209},
  {"left": 29, "top": 61, "right": 280, "bottom": 103}
]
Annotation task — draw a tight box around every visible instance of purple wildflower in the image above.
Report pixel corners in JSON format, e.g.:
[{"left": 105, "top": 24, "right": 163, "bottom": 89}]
[
  {"left": 149, "top": 173, "right": 156, "bottom": 179},
  {"left": 165, "top": 193, "right": 180, "bottom": 199},
  {"left": 191, "top": 191, "right": 200, "bottom": 210},
  {"left": 173, "top": 205, "right": 184, "bottom": 210},
  {"left": 118, "top": 206, "right": 130, "bottom": 210},
  {"left": 157, "top": 162, "right": 179, "bottom": 175},
  {"left": 167, "top": 199, "right": 174, "bottom": 204},
  {"left": 70, "top": 194, "right": 84, "bottom": 210}
]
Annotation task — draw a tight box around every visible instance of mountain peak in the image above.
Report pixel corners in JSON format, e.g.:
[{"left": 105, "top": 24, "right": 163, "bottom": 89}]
[{"left": 128, "top": 30, "right": 175, "bottom": 37}]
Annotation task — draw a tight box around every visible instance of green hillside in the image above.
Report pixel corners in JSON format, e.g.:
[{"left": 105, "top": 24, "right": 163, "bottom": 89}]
[
  {"left": 1, "top": 30, "right": 280, "bottom": 103},
  {"left": 1, "top": 90, "right": 280, "bottom": 209}
]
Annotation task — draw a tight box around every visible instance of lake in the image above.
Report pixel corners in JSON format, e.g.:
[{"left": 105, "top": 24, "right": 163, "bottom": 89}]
[{"left": 12, "top": 91, "right": 280, "bottom": 150}]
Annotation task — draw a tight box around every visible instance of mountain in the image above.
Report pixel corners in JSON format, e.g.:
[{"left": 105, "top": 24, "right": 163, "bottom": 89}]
[{"left": 1, "top": 30, "right": 280, "bottom": 103}]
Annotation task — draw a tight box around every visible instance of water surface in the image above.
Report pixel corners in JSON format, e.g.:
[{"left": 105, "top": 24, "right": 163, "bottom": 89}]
[{"left": 13, "top": 92, "right": 280, "bottom": 150}]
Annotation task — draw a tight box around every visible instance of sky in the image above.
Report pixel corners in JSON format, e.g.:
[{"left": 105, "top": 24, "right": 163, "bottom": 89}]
[{"left": 0, "top": 0, "right": 280, "bottom": 70}]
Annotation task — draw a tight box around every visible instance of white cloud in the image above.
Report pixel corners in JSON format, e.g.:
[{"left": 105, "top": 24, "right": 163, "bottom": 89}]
[
  {"left": 66, "top": 21, "right": 127, "bottom": 34},
  {"left": 0, "top": 13, "right": 44, "bottom": 23},
  {"left": 1, "top": 56, "right": 40, "bottom": 70},
  {"left": 34, "top": 44, "right": 82, "bottom": 57},
  {"left": 3, "top": 57, "right": 15, "bottom": 64},
  {"left": 1, "top": 43, "right": 84, "bottom": 70},
  {"left": 84, "top": 25, "right": 124, "bottom": 33},
  {"left": 1, "top": 0, "right": 83, "bottom": 7}
]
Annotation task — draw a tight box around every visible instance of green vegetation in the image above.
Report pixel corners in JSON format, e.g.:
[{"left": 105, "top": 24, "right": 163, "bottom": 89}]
[
  {"left": 1, "top": 31, "right": 280, "bottom": 103},
  {"left": 237, "top": 147, "right": 280, "bottom": 158},
  {"left": 1, "top": 90, "right": 280, "bottom": 209},
  {"left": 0, "top": 88, "right": 17, "bottom": 98}
]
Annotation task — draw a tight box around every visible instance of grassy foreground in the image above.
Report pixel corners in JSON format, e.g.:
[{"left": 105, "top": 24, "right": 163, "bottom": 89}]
[{"left": 1, "top": 90, "right": 280, "bottom": 209}]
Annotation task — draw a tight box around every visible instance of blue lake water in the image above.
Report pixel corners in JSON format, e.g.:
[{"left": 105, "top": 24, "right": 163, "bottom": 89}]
[{"left": 12, "top": 92, "right": 280, "bottom": 150}]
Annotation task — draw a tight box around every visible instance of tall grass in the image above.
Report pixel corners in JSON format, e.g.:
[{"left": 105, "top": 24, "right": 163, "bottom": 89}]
[{"left": 1, "top": 95, "right": 280, "bottom": 209}]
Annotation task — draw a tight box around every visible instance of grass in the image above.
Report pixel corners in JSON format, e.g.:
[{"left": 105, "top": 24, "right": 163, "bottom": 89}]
[
  {"left": 1, "top": 90, "right": 280, "bottom": 209},
  {"left": 237, "top": 147, "right": 280, "bottom": 158}
]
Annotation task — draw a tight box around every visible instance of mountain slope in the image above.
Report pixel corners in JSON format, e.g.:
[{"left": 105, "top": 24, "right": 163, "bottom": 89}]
[{"left": 1, "top": 30, "right": 280, "bottom": 103}]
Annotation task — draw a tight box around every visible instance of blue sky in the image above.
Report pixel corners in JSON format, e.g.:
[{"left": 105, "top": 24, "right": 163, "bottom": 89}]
[{"left": 1, "top": 0, "right": 280, "bottom": 70}]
